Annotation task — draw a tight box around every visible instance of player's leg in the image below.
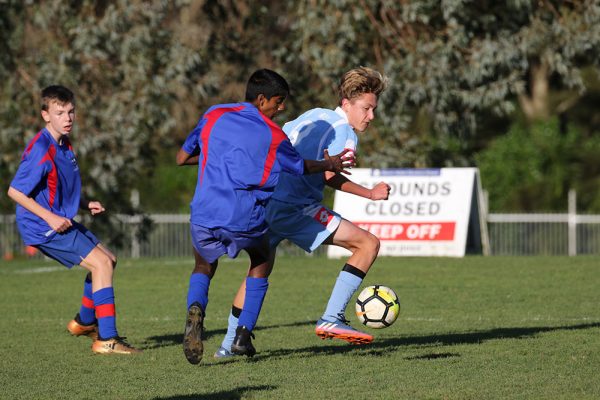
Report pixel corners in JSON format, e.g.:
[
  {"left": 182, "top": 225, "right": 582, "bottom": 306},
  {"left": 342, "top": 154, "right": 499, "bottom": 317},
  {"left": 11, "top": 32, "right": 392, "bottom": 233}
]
[
  {"left": 216, "top": 233, "right": 280, "bottom": 359},
  {"left": 184, "top": 248, "right": 218, "bottom": 365},
  {"left": 67, "top": 242, "right": 117, "bottom": 340},
  {"left": 315, "top": 219, "right": 379, "bottom": 344},
  {"left": 80, "top": 245, "right": 141, "bottom": 354},
  {"left": 214, "top": 279, "right": 244, "bottom": 358},
  {"left": 231, "top": 241, "right": 272, "bottom": 357},
  {"left": 187, "top": 247, "right": 218, "bottom": 313},
  {"left": 66, "top": 271, "right": 98, "bottom": 339}
]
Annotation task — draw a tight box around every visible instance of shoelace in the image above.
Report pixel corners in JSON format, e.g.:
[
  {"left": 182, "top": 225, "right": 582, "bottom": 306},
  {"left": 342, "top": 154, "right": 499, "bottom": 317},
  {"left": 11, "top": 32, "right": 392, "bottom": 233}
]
[
  {"left": 337, "top": 313, "right": 351, "bottom": 325},
  {"left": 113, "top": 336, "right": 132, "bottom": 346}
]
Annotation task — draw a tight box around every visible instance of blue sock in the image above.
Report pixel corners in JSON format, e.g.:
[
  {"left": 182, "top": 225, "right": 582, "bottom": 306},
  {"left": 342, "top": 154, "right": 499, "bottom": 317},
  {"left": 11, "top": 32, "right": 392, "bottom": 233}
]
[
  {"left": 322, "top": 271, "right": 363, "bottom": 322},
  {"left": 238, "top": 277, "right": 268, "bottom": 331},
  {"left": 78, "top": 274, "right": 96, "bottom": 325},
  {"left": 93, "top": 287, "right": 118, "bottom": 340},
  {"left": 187, "top": 273, "right": 210, "bottom": 311},
  {"left": 220, "top": 309, "right": 240, "bottom": 352}
]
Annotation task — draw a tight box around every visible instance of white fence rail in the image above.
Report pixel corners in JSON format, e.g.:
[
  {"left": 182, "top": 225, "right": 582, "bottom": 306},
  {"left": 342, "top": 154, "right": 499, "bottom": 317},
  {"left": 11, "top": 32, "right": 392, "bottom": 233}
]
[
  {"left": 487, "top": 213, "right": 600, "bottom": 256},
  {"left": 3, "top": 212, "right": 600, "bottom": 259}
]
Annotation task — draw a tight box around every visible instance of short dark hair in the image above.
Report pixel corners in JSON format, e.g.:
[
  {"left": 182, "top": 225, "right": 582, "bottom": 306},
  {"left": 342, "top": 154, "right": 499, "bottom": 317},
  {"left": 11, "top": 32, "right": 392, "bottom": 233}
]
[
  {"left": 245, "top": 69, "right": 289, "bottom": 102},
  {"left": 41, "top": 85, "right": 75, "bottom": 111}
]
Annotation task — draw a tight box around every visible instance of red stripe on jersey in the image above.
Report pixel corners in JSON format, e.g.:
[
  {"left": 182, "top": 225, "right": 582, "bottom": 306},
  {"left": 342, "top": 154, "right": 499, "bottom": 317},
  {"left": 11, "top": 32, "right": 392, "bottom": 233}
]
[
  {"left": 63, "top": 136, "right": 74, "bottom": 151},
  {"left": 199, "top": 106, "right": 245, "bottom": 185},
  {"left": 22, "top": 130, "right": 44, "bottom": 160},
  {"left": 258, "top": 113, "right": 288, "bottom": 187},
  {"left": 95, "top": 303, "right": 116, "bottom": 318},
  {"left": 39, "top": 146, "right": 58, "bottom": 208},
  {"left": 81, "top": 296, "right": 94, "bottom": 308}
]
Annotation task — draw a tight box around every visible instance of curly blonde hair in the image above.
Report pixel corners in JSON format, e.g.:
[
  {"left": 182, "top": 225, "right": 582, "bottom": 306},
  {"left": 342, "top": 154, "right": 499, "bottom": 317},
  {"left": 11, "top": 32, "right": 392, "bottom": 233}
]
[{"left": 338, "top": 67, "right": 387, "bottom": 105}]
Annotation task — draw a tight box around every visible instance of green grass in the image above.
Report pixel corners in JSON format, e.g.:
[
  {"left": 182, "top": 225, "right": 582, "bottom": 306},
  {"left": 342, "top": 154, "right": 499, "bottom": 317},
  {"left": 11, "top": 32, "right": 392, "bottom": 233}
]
[{"left": 1, "top": 256, "right": 599, "bottom": 399}]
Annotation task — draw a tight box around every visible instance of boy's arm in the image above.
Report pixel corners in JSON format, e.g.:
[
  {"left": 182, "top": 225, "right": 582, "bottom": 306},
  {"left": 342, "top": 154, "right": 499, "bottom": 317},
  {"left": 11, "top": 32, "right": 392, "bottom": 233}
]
[
  {"left": 87, "top": 201, "right": 106, "bottom": 215},
  {"left": 7, "top": 186, "right": 73, "bottom": 232},
  {"left": 176, "top": 148, "right": 200, "bottom": 166},
  {"left": 303, "top": 149, "right": 355, "bottom": 175},
  {"left": 79, "top": 196, "right": 105, "bottom": 215},
  {"left": 177, "top": 122, "right": 203, "bottom": 166},
  {"left": 324, "top": 172, "right": 390, "bottom": 200}
]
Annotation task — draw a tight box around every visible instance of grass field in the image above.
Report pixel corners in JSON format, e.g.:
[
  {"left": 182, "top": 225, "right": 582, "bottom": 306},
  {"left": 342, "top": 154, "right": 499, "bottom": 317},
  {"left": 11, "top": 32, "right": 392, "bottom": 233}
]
[{"left": 1, "top": 255, "right": 599, "bottom": 399}]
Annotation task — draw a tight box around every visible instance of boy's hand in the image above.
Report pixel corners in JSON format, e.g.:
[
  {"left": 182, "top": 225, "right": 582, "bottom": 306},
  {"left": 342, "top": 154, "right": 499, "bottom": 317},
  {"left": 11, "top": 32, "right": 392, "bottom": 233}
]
[
  {"left": 88, "top": 201, "right": 106, "bottom": 215},
  {"left": 46, "top": 214, "right": 73, "bottom": 233},
  {"left": 369, "top": 182, "right": 391, "bottom": 200},
  {"left": 324, "top": 149, "right": 355, "bottom": 175}
]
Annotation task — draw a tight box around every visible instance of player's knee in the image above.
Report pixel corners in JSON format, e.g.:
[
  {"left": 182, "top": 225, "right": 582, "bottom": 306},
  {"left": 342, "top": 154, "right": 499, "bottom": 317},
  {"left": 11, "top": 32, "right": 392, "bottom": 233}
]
[
  {"left": 363, "top": 231, "right": 380, "bottom": 255},
  {"left": 96, "top": 255, "right": 115, "bottom": 276}
]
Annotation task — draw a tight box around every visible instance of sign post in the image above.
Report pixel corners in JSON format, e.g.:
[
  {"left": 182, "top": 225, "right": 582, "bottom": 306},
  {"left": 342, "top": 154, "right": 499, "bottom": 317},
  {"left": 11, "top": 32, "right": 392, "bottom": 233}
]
[{"left": 328, "top": 168, "right": 489, "bottom": 258}]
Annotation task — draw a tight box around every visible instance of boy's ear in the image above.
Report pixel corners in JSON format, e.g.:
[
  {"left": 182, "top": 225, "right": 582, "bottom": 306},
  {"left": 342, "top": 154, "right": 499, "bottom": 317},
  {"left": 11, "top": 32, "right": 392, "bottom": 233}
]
[
  {"left": 256, "top": 94, "right": 267, "bottom": 106},
  {"left": 41, "top": 110, "right": 50, "bottom": 123},
  {"left": 255, "top": 94, "right": 268, "bottom": 111}
]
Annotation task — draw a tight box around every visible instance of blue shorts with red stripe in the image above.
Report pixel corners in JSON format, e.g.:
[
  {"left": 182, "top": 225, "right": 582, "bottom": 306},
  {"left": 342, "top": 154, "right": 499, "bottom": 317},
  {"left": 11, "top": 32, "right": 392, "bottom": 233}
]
[
  {"left": 190, "top": 223, "right": 268, "bottom": 264},
  {"left": 35, "top": 221, "right": 100, "bottom": 268}
]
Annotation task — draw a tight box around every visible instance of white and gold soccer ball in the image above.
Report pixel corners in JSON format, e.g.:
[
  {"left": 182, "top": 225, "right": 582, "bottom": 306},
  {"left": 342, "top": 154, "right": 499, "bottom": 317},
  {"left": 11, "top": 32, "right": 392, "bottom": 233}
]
[{"left": 355, "top": 285, "right": 400, "bottom": 329}]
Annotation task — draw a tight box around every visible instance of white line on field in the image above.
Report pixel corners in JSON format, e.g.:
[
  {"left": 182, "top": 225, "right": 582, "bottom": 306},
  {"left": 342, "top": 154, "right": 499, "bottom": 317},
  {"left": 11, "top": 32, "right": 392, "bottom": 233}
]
[{"left": 14, "top": 266, "right": 65, "bottom": 274}]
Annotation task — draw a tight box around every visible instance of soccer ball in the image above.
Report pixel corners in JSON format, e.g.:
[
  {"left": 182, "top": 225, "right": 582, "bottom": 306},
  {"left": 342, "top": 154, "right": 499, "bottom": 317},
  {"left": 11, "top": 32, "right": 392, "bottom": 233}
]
[{"left": 355, "top": 285, "right": 400, "bottom": 329}]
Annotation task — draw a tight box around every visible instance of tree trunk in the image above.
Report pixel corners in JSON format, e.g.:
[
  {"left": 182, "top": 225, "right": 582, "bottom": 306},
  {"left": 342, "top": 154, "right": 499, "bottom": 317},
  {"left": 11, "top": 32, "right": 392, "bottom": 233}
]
[{"left": 519, "top": 58, "right": 550, "bottom": 121}]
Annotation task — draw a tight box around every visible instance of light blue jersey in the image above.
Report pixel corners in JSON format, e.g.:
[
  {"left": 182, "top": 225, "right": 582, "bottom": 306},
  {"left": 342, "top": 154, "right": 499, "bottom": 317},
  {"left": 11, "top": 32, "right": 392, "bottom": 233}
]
[{"left": 272, "top": 107, "right": 358, "bottom": 205}]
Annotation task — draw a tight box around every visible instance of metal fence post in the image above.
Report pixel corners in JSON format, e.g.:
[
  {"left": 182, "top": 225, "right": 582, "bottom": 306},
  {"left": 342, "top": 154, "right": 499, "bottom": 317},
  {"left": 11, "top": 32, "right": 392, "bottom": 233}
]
[
  {"left": 568, "top": 189, "right": 577, "bottom": 256},
  {"left": 130, "top": 190, "right": 140, "bottom": 259}
]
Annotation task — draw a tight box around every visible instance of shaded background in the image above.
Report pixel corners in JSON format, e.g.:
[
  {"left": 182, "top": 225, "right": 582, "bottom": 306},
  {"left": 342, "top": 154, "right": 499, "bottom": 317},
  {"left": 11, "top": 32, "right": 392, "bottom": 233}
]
[{"left": 1, "top": 0, "right": 599, "bottom": 248}]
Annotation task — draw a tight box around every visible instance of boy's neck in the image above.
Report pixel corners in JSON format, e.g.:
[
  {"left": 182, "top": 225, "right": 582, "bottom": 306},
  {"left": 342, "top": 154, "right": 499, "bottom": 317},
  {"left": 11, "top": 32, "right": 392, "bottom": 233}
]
[{"left": 46, "top": 125, "right": 65, "bottom": 144}]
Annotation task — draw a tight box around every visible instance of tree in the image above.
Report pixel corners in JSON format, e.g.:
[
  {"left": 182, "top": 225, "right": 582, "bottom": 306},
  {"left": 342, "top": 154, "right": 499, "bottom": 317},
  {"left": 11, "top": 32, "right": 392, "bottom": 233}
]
[
  {"left": 0, "top": 0, "right": 209, "bottom": 246},
  {"left": 279, "top": 0, "right": 600, "bottom": 169},
  {"left": 477, "top": 118, "right": 600, "bottom": 212}
]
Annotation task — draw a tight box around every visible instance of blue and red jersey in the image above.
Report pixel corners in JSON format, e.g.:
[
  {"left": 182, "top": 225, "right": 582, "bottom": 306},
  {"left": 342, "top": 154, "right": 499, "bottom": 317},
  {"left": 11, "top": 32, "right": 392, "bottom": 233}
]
[
  {"left": 181, "top": 102, "right": 305, "bottom": 232},
  {"left": 10, "top": 128, "right": 81, "bottom": 245}
]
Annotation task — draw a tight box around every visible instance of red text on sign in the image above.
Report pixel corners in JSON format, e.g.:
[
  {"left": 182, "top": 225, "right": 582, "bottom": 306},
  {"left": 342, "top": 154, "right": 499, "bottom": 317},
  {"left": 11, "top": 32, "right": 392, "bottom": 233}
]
[{"left": 354, "top": 222, "right": 455, "bottom": 241}]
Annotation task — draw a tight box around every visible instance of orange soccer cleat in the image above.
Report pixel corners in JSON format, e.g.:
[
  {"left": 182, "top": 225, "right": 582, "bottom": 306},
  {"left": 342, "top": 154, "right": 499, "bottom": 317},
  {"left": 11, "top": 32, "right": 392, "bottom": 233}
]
[
  {"left": 91, "top": 337, "right": 142, "bottom": 355},
  {"left": 315, "top": 316, "right": 373, "bottom": 345},
  {"left": 67, "top": 314, "right": 98, "bottom": 340}
]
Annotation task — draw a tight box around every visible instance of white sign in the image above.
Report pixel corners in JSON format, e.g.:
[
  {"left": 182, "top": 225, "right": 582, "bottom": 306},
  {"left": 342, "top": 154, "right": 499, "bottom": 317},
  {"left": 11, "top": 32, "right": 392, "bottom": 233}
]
[{"left": 328, "top": 168, "right": 487, "bottom": 258}]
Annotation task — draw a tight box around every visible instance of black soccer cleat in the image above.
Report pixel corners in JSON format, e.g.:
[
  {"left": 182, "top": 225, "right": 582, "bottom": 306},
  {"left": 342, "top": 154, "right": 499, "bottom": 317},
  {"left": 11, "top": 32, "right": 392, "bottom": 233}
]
[
  {"left": 183, "top": 302, "right": 205, "bottom": 365},
  {"left": 231, "top": 326, "right": 256, "bottom": 357}
]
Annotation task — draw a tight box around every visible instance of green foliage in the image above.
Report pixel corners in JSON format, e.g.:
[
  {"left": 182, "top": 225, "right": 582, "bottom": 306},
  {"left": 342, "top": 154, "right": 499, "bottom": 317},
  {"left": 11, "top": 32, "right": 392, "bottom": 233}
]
[
  {"left": 0, "top": 0, "right": 208, "bottom": 246},
  {"left": 138, "top": 161, "right": 197, "bottom": 213},
  {"left": 281, "top": 0, "right": 600, "bottom": 168},
  {"left": 477, "top": 118, "right": 600, "bottom": 212}
]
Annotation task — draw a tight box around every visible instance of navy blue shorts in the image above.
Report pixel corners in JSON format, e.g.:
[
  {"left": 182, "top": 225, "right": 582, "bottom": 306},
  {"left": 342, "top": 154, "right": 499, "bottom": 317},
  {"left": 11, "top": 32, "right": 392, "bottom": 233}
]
[
  {"left": 35, "top": 221, "right": 100, "bottom": 268},
  {"left": 190, "top": 223, "right": 268, "bottom": 264}
]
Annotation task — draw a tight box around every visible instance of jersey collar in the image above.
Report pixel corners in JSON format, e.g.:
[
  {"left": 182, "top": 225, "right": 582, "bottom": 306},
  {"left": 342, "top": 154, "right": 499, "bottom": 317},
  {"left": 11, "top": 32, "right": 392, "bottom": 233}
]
[{"left": 334, "top": 106, "right": 349, "bottom": 123}]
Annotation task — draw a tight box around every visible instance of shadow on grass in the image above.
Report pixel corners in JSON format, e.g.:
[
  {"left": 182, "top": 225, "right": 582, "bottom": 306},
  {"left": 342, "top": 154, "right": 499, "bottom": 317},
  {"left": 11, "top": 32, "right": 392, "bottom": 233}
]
[
  {"left": 404, "top": 352, "right": 460, "bottom": 360},
  {"left": 142, "top": 320, "right": 314, "bottom": 350},
  {"left": 243, "top": 321, "right": 600, "bottom": 361},
  {"left": 143, "top": 319, "right": 600, "bottom": 355},
  {"left": 152, "top": 385, "right": 276, "bottom": 400}
]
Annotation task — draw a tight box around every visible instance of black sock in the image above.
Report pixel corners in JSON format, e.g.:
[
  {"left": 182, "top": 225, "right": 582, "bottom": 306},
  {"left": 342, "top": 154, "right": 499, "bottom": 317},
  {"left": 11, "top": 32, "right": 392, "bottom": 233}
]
[
  {"left": 231, "top": 305, "right": 242, "bottom": 318},
  {"left": 342, "top": 263, "right": 366, "bottom": 279}
]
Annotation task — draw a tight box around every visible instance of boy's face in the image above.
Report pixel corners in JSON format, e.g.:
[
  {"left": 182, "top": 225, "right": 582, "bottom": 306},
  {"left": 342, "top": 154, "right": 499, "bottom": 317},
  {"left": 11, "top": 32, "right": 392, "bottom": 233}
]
[
  {"left": 41, "top": 101, "right": 75, "bottom": 137},
  {"left": 341, "top": 92, "right": 378, "bottom": 133},
  {"left": 257, "top": 95, "right": 286, "bottom": 119}
]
